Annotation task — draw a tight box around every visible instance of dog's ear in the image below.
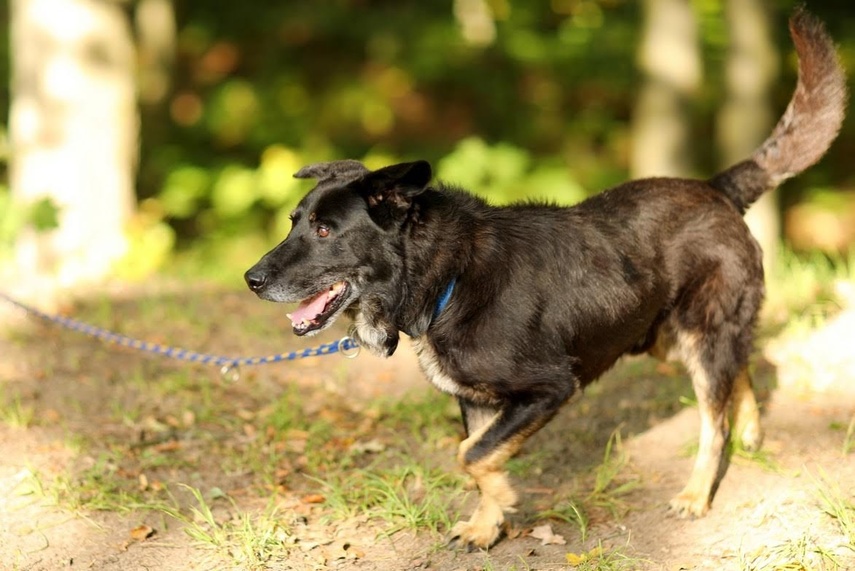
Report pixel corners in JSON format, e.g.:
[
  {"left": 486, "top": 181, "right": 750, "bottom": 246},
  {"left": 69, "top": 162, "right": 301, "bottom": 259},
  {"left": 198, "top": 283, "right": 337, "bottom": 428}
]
[
  {"left": 363, "top": 161, "right": 432, "bottom": 197},
  {"left": 355, "top": 161, "right": 432, "bottom": 229},
  {"left": 293, "top": 160, "right": 370, "bottom": 183}
]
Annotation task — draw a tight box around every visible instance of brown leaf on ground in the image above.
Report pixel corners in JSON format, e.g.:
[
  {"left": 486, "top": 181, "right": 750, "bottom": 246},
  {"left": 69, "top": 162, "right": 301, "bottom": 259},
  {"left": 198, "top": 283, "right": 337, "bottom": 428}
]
[
  {"left": 301, "top": 493, "right": 326, "bottom": 504},
  {"left": 129, "top": 524, "right": 155, "bottom": 541},
  {"left": 529, "top": 523, "right": 566, "bottom": 545},
  {"left": 152, "top": 440, "right": 181, "bottom": 452}
]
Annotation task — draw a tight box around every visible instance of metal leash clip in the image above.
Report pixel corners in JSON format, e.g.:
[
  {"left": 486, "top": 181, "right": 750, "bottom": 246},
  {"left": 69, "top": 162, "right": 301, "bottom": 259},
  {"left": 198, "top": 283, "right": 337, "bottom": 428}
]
[{"left": 340, "top": 326, "right": 361, "bottom": 359}]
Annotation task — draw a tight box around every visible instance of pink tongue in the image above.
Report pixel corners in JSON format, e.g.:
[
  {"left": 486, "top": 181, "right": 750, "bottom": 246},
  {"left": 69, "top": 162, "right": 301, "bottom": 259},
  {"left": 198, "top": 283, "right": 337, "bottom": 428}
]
[{"left": 289, "top": 291, "right": 328, "bottom": 325}]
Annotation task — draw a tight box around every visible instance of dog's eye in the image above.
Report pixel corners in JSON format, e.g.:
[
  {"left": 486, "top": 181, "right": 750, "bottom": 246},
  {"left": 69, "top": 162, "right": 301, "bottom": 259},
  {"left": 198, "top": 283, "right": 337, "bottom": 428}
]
[{"left": 316, "top": 224, "right": 330, "bottom": 238}]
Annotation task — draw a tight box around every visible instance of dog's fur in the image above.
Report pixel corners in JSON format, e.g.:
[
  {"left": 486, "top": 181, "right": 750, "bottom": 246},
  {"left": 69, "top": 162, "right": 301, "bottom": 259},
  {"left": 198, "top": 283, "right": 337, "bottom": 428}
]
[{"left": 246, "top": 9, "right": 846, "bottom": 550}]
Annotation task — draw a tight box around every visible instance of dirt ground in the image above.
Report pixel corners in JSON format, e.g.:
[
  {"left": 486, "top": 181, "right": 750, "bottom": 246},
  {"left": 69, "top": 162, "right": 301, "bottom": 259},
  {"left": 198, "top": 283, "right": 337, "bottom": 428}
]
[{"left": 1, "top": 284, "right": 854, "bottom": 570}]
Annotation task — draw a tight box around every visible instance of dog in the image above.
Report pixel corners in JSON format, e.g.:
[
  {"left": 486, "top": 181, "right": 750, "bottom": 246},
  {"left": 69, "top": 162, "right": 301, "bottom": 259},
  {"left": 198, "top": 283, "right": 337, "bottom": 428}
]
[{"left": 245, "top": 9, "right": 846, "bottom": 550}]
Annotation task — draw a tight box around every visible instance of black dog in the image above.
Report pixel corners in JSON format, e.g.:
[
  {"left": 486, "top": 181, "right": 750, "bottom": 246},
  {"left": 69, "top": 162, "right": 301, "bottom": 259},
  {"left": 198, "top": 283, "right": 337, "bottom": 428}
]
[{"left": 246, "top": 9, "right": 846, "bottom": 550}]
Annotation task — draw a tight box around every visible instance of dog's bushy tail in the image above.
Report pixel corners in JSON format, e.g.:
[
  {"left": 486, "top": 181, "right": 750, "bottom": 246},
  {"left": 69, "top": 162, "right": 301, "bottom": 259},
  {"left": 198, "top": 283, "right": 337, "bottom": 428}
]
[{"left": 709, "top": 8, "right": 847, "bottom": 214}]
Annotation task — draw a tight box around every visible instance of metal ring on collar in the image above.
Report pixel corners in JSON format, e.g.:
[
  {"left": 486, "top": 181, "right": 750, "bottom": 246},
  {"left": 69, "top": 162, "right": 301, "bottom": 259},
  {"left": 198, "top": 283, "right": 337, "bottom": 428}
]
[{"left": 341, "top": 327, "right": 361, "bottom": 359}]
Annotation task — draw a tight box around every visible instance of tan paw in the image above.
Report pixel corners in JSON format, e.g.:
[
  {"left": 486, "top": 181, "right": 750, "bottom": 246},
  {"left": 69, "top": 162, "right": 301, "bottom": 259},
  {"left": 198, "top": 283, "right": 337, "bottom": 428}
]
[
  {"left": 448, "top": 518, "right": 504, "bottom": 551},
  {"left": 668, "top": 491, "right": 710, "bottom": 518},
  {"left": 735, "top": 420, "right": 764, "bottom": 452}
]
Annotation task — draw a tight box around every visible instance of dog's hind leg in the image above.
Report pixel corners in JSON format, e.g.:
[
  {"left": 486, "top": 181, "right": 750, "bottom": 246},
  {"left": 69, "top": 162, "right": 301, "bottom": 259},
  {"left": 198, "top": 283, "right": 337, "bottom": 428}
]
[
  {"left": 668, "top": 332, "right": 731, "bottom": 517},
  {"left": 450, "top": 397, "right": 565, "bottom": 550},
  {"left": 665, "top": 243, "right": 765, "bottom": 517},
  {"left": 731, "top": 368, "right": 763, "bottom": 452}
]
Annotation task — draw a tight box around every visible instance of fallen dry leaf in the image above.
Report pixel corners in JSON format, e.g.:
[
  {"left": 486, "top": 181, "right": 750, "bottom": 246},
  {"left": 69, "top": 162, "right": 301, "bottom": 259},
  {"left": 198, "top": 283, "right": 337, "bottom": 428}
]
[
  {"left": 346, "top": 545, "right": 365, "bottom": 559},
  {"left": 301, "top": 493, "right": 326, "bottom": 504},
  {"left": 130, "top": 524, "right": 155, "bottom": 541},
  {"left": 236, "top": 409, "right": 255, "bottom": 421},
  {"left": 349, "top": 439, "right": 386, "bottom": 454},
  {"left": 529, "top": 523, "right": 566, "bottom": 546},
  {"left": 152, "top": 440, "right": 181, "bottom": 453}
]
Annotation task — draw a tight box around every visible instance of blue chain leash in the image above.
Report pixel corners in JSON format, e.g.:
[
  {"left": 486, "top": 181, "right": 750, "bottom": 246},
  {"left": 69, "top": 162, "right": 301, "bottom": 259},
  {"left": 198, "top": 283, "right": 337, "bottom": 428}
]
[{"left": 0, "top": 291, "right": 360, "bottom": 381}]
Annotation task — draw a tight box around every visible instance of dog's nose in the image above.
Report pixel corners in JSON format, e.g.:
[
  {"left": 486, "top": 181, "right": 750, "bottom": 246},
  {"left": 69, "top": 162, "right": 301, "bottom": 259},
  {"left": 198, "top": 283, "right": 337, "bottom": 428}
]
[{"left": 244, "top": 268, "right": 268, "bottom": 292}]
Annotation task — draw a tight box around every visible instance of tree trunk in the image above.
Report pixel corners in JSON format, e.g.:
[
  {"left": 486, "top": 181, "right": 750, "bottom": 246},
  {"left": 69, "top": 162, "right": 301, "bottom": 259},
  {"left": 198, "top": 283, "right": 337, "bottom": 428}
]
[
  {"left": 135, "top": 0, "right": 175, "bottom": 105},
  {"left": 717, "top": 0, "right": 779, "bottom": 271},
  {"left": 631, "top": 0, "right": 702, "bottom": 179},
  {"left": 9, "top": 0, "right": 137, "bottom": 296}
]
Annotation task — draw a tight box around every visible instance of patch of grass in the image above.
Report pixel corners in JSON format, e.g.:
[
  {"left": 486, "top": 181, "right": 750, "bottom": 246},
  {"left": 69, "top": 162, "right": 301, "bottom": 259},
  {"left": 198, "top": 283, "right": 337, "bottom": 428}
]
[
  {"left": 378, "top": 390, "right": 459, "bottom": 445},
  {"left": 585, "top": 427, "right": 641, "bottom": 518},
  {"left": 13, "top": 435, "right": 184, "bottom": 518},
  {"left": 17, "top": 459, "right": 179, "bottom": 520},
  {"left": 179, "top": 485, "right": 291, "bottom": 570},
  {"left": 846, "top": 417, "right": 855, "bottom": 456},
  {"left": 506, "top": 449, "right": 548, "bottom": 478},
  {"left": 539, "top": 500, "right": 589, "bottom": 542},
  {"left": 43, "top": 456, "right": 145, "bottom": 512},
  {"left": 317, "top": 461, "right": 463, "bottom": 535},
  {"left": 566, "top": 542, "right": 648, "bottom": 570},
  {"left": 830, "top": 416, "right": 855, "bottom": 456},
  {"left": 588, "top": 430, "right": 641, "bottom": 517},
  {"left": 811, "top": 469, "right": 855, "bottom": 548},
  {"left": 730, "top": 442, "right": 785, "bottom": 474},
  {"left": 738, "top": 534, "right": 844, "bottom": 571},
  {"left": 540, "top": 429, "right": 640, "bottom": 541},
  {"left": 12, "top": 468, "right": 50, "bottom": 506},
  {"left": 764, "top": 249, "right": 855, "bottom": 330},
  {"left": 264, "top": 386, "right": 311, "bottom": 432},
  {"left": 0, "top": 390, "right": 35, "bottom": 428},
  {"left": 219, "top": 388, "right": 351, "bottom": 493}
]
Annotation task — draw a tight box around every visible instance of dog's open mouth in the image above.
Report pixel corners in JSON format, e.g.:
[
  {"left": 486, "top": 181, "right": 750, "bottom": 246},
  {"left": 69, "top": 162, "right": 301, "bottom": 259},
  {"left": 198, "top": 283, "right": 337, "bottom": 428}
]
[{"left": 287, "top": 281, "right": 351, "bottom": 335}]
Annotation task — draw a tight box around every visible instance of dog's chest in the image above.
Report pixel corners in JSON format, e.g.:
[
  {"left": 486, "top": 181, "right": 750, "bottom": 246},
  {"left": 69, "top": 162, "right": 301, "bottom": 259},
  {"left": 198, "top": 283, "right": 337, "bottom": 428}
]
[{"left": 411, "top": 338, "right": 467, "bottom": 396}]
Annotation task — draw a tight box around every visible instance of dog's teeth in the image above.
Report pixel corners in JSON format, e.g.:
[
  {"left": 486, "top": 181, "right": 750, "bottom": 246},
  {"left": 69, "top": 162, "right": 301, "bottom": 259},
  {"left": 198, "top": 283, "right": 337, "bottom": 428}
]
[{"left": 329, "top": 282, "right": 345, "bottom": 299}]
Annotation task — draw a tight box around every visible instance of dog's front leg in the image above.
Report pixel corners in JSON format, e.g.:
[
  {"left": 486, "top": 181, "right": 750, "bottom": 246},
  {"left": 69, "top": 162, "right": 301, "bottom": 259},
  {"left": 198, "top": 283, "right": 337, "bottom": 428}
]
[{"left": 450, "top": 397, "right": 560, "bottom": 551}]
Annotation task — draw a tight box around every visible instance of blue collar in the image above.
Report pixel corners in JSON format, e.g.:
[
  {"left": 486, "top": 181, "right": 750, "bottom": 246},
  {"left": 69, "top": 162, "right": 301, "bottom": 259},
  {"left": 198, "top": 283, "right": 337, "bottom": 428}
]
[{"left": 432, "top": 278, "right": 457, "bottom": 321}]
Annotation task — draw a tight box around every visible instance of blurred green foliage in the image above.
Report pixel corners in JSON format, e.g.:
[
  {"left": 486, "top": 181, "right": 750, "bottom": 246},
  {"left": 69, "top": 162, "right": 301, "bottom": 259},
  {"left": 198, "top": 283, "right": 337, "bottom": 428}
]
[
  {"left": 0, "top": 186, "right": 59, "bottom": 261},
  {"left": 133, "top": 0, "right": 652, "bottom": 272},
  {"left": 1, "top": 0, "right": 854, "bottom": 277}
]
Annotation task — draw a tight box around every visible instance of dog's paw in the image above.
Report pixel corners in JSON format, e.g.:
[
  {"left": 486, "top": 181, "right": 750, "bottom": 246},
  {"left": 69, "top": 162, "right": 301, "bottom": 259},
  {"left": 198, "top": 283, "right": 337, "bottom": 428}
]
[
  {"left": 447, "top": 519, "right": 505, "bottom": 551},
  {"left": 735, "top": 420, "right": 764, "bottom": 453},
  {"left": 668, "top": 492, "right": 710, "bottom": 518}
]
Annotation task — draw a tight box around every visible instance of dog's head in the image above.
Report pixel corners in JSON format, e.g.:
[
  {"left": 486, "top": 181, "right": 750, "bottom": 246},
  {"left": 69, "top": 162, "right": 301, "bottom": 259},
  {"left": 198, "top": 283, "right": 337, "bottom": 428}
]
[{"left": 244, "top": 159, "right": 432, "bottom": 336}]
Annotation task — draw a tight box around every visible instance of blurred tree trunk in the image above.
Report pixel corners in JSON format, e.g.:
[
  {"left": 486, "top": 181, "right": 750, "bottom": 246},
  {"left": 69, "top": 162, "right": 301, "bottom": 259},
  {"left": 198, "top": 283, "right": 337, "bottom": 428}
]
[
  {"left": 136, "top": 0, "right": 175, "bottom": 106},
  {"left": 9, "top": 0, "right": 137, "bottom": 295},
  {"left": 631, "top": 0, "right": 701, "bottom": 178},
  {"left": 717, "top": 0, "right": 779, "bottom": 272}
]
